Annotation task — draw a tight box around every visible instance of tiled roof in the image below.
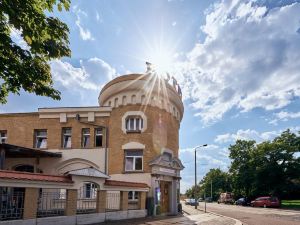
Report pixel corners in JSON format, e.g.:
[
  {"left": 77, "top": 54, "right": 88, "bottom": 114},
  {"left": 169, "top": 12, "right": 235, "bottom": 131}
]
[
  {"left": 105, "top": 180, "right": 149, "bottom": 188},
  {"left": 0, "top": 170, "right": 73, "bottom": 183}
]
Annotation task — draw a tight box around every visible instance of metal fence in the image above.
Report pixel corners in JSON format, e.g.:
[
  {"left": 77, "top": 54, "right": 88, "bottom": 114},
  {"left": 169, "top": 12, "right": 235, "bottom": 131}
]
[
  {"left": 106, "top": 191, "right": 120, "bottom": 211},
  {"left": 76, "top": 186, "right": 97, "bottom": 214},
  {"left": 0, "top": 191, "right": 24, "bottom": 221},
  {"left": 37, "top": 189, "right": 66, "bottom": 218}
]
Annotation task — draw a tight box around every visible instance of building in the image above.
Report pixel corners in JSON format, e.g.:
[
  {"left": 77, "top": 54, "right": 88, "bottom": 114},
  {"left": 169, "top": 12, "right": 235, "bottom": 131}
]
[{"left": 0, "top": 72, "right": 184, "bottom": 223}]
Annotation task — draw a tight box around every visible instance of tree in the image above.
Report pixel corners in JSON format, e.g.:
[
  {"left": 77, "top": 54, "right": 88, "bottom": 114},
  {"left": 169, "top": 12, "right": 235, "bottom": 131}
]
[
  {"left": 199, "top": 168, "right": 232, "bottom": 201},
  {"left": 0, "top": 0, "right": 71, "bottom": 103},
  {"left": 185, "top": 169, "right": 232, "bottom": 201},
  {"left": 229, "top": 129, "right": 300, "bottom": 199},
  {"left": 229, "top": 140, "right": 257, "bottom": 198}
]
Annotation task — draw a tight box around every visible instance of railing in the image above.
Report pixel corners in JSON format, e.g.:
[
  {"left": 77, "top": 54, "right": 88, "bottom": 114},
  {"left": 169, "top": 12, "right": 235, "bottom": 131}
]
[
  {"left": 0, "top": 191, "right": 24, "bottom": 221},
  {"left": 77, "top": 186, "right": 97, "bottom": 214},
  {"left": 106, "top": 191, "right": 120, "bottom": 211},
  {"left": 37, "top": 189, "right": 66, "bottom": 218}
]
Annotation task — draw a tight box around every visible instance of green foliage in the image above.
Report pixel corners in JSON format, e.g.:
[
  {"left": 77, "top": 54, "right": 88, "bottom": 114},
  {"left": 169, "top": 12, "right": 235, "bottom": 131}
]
[
  {"left": 186, "top": 129, "right": 300, "bottom": 201},
  {"left": 185, "top": 168, "right": 232, "bottom": 201},
  {"left": 0, "top": 0, "right": 71, "bottom": 103},
  {"left": 281, "top": 200, "right": 300, "bottom": 209},
  {"left": 229, "top": 129, "right": 300, "bottom": 199}
]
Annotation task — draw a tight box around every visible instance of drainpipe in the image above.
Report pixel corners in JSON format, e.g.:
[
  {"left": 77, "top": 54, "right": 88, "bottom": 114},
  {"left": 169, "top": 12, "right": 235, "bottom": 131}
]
[{"left": 104, "top": 126, "right": 109, "bottom": 175}]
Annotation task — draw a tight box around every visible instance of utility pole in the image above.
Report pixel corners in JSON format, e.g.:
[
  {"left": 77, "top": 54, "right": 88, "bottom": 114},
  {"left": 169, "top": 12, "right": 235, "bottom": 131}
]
[
  {"left": 211, "top": 180, "right": 212, "bottom": 199},
  {"left": 194, "top": 144, "right": 208, "bottom": 209}
]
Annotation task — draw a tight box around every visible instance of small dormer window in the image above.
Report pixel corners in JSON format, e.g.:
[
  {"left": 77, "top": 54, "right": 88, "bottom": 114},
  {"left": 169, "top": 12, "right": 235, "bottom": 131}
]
[{"left": 125, "top": 116, "right": 143, "bottom": 132}]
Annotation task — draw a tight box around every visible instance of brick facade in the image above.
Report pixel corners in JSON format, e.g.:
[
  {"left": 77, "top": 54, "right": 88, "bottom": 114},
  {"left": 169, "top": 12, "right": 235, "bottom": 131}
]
[
  {"left": 0, "top": 113, "right": 109, "bottom": 150},
  {"left": 108, "top": 104, "right": 179, "bottom": 174}
]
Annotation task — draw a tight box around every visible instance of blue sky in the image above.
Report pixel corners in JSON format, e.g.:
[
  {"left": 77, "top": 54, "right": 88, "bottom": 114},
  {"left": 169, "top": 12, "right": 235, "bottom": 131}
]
[{"left": 2, "top": 0, "right": 300, "bottom": 192}]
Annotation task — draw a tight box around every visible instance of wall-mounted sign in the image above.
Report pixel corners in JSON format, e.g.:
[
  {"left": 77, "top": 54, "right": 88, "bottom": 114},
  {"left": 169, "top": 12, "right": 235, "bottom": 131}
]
[{"left": 159, "top": 168, "right": 176, "bottom": 174}]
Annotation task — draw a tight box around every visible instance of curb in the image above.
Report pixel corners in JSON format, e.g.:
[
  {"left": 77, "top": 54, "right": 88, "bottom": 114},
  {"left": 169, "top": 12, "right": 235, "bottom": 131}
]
[
  {"left": 206, "top": 210, "right": 243, "bottom": 225},
  {"left": 196, "top": 208, "right": 243, "bottom": 225}
]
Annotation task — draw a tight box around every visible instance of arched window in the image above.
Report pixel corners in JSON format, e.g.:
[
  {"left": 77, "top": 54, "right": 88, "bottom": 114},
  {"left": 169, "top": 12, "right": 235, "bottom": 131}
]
[
  {"left": 108, "top": 101, "right": 111, "bottom": 107},
  {"left": 125, "top": 116, "right": 143, "bottom": 132},
  {"left": 131, "top": 95, "right": 136, "bottom": 104},
  {"left": 141, "top": 95, "right": 145, "bottom": 104},
  {"left": 114, "top": 98, "right": 119, "bottom": 107},
  {"left": 122, "top": 96, "right": 127, "bottom": 105},
  {"left": 14, "top": 165, "right": 34, "bottom": 173}
]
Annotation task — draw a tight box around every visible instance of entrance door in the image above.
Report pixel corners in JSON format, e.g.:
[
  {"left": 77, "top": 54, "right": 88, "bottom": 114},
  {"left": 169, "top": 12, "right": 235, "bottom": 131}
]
[{"left": 160, "top": 181, "right": 170, "bottom": 213}]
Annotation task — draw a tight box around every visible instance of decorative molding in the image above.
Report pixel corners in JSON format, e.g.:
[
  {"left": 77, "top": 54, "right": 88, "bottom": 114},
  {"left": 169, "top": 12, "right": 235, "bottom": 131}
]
[
  {"left": 121, "top": 111, "right": 147, "bottom": 134},
  {"left": 122, "top": 142, "right": 145, "bottom": 149}
]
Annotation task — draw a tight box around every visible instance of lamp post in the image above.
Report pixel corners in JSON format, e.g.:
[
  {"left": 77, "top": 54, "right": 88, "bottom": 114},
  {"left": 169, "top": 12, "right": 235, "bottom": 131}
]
[{"left": 194, "top": 144, "right": 208, "bottom": 209}]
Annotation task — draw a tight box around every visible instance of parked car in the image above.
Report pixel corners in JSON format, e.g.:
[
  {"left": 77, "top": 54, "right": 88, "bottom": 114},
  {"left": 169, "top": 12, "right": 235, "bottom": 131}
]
[
  {"left": 189, "top": 199, "right": 199, "bottom": 206},
  {"left": 235, "top": 197, "right": 250, "bottom": 206},
  {"left": 198, "top": 198, "right": 204, "bottom": 202},
  {"left": 184, "top": 199, "right": 191, "bottom": 205},
  {"left": 205, "top": 197, "right": 212, "bottom": 202},
  {"left": 251, "top": 196, "right": 280, "bottom": 208},
  {"left": 218, "top": 192, "right": 234, "bottom": 204}
]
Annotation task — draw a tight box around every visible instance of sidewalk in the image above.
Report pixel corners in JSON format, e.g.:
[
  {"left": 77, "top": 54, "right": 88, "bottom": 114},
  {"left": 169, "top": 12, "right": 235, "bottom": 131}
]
[{"left": 94, "top": 206, "right": 238, "bottom": 225}]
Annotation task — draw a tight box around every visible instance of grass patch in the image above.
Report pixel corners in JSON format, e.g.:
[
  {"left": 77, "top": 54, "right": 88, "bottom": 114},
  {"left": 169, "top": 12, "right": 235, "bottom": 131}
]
[{"left": 281, "top": 200, "right": 300, "bottom": 209}]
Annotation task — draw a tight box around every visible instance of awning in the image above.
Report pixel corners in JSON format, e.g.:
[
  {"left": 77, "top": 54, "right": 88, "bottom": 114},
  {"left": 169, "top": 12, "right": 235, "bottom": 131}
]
[
  {"left": 67, "top": 167, "right": 110, "bottom": 179},
  {"left": 0, "top": 143, "right": 62, "bottom": 158}
]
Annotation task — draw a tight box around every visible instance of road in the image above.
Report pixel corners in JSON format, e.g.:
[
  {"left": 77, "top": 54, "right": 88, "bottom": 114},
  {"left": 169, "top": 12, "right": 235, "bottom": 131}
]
[{"left": 195, "top": 202, "right": 300, "bottom": 225}]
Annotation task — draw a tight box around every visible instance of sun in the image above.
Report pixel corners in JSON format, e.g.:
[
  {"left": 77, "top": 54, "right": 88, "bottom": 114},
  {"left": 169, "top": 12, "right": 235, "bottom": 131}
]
[{"left": 146, "top": 48, "right": 174, "bottom": 77}]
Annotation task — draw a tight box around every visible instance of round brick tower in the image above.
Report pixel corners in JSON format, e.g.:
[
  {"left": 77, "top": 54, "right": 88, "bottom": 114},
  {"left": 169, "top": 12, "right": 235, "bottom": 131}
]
[{"left": 99, "top": 73, "right": 184, "bottom": 215}]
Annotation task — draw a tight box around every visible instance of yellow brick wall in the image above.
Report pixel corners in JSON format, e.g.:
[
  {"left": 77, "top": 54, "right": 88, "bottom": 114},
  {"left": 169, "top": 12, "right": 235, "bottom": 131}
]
[
  {"left": 0, "top": 113, "right": 109, "bottom": 149},
  {"left": 108, "top": 104, "right": 180, "bottom": 175}
]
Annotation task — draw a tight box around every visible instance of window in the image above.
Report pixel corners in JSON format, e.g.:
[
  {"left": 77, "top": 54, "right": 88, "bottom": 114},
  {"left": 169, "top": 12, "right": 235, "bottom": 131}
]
[
  {"left": 82, "top": 128, "right": 90, "bottom": 148},
  {"left": 14, "top": 165, "right": 34, "bottom": 173},
  {"left": 128, "top": 191, "right": 139, "bottom": 201},
  {"left": 62, "top": 128, "right": 72, "bottom": 148},
  {"left": 125, "top": 150, "right": 143, "bottom": 172},
  {"left": 95, "top": 128, "right": 103, "bottom": 147},
  {"left": 0, "top": 130, "right": 7, "bottom": 143},
  {"left": 84, "top": 182, "right": 97, "bottom": 199},
  {"left": 34, "top": 130, "right": 47, "bottom": 148},
  {"left": 125, "top": 117, "right": 143, "bottom": 132}
]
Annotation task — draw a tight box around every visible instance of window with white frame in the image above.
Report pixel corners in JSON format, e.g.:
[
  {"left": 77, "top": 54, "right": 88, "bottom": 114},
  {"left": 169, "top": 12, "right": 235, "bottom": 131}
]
[
  {"left": 34, "top": 130, "right": 47, "bottom": 148},
  {"left": 95, "top": 128, "right": 103, "bottom": 147},
  {"left": 82, "top": 128, "right": 90, "bottom": 148},
  {"left": 125, "top": 116, "right": 143, "bottom": 132},
  {"left": 128, "top": 191, "right": 139, "bottom": 201},
  {"left": 125, "top": 150, "right": 143, "bottom": 172},
  {"left": 62, "top": 128, "right": 72, "bottom": 148},
  {"left": 84, "top": 182, "right": 97, "bottom": 198},
  {"left": 0, "top": 130, "right": 7, "bottom": 143}
]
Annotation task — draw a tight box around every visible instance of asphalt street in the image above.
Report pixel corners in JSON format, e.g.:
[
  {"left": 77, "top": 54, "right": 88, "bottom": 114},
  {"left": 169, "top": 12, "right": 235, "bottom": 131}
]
[{"left": 194, "top": 202, "right": 300, "bottom": 225}]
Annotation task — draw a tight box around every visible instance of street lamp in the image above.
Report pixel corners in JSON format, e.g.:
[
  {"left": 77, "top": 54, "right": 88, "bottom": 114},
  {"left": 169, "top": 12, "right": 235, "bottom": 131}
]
[{"left": 194, "top": 144, "right": 208, "bottom": 209}]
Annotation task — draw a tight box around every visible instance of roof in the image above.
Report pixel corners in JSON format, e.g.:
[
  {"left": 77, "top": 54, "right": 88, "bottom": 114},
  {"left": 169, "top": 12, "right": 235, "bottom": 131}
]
[
  {"left": 105, "top": 180, "right": 149, "bottom": 188},
  {"left": 0, "top": 170, "right": 73, "bottom": 183},
  {"left": 67, "top": 167, "right": 110, "bottom": 179},
  {"left": 0, "top": 143, "right": 62, "bottom": 158}
]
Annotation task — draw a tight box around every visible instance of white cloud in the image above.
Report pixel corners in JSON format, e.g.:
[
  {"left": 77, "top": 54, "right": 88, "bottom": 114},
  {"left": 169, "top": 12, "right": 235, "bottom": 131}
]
[
  {"left": 175, "top": 1, "right": 300, "bottom": 125},
  {"left": 73, "top": 6, "right": 95, "bottom": 41},
  {"left": 270, "top": 110, "right": 300, "bottom": 125},
  {"left": 278, "top": 111, "right": 300, "bottom": 120},
  {"left": 215, "top": 126, "right": 300, "bottom": 144},
  {"left": 172, "top": 21, "right": 177, "bottom": 26},
  {"left": 50, "top": 58, "right": 116, "bottom": 92},
  {"left": 10, "top": 28, "right": 29, "bottom": 50}
]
